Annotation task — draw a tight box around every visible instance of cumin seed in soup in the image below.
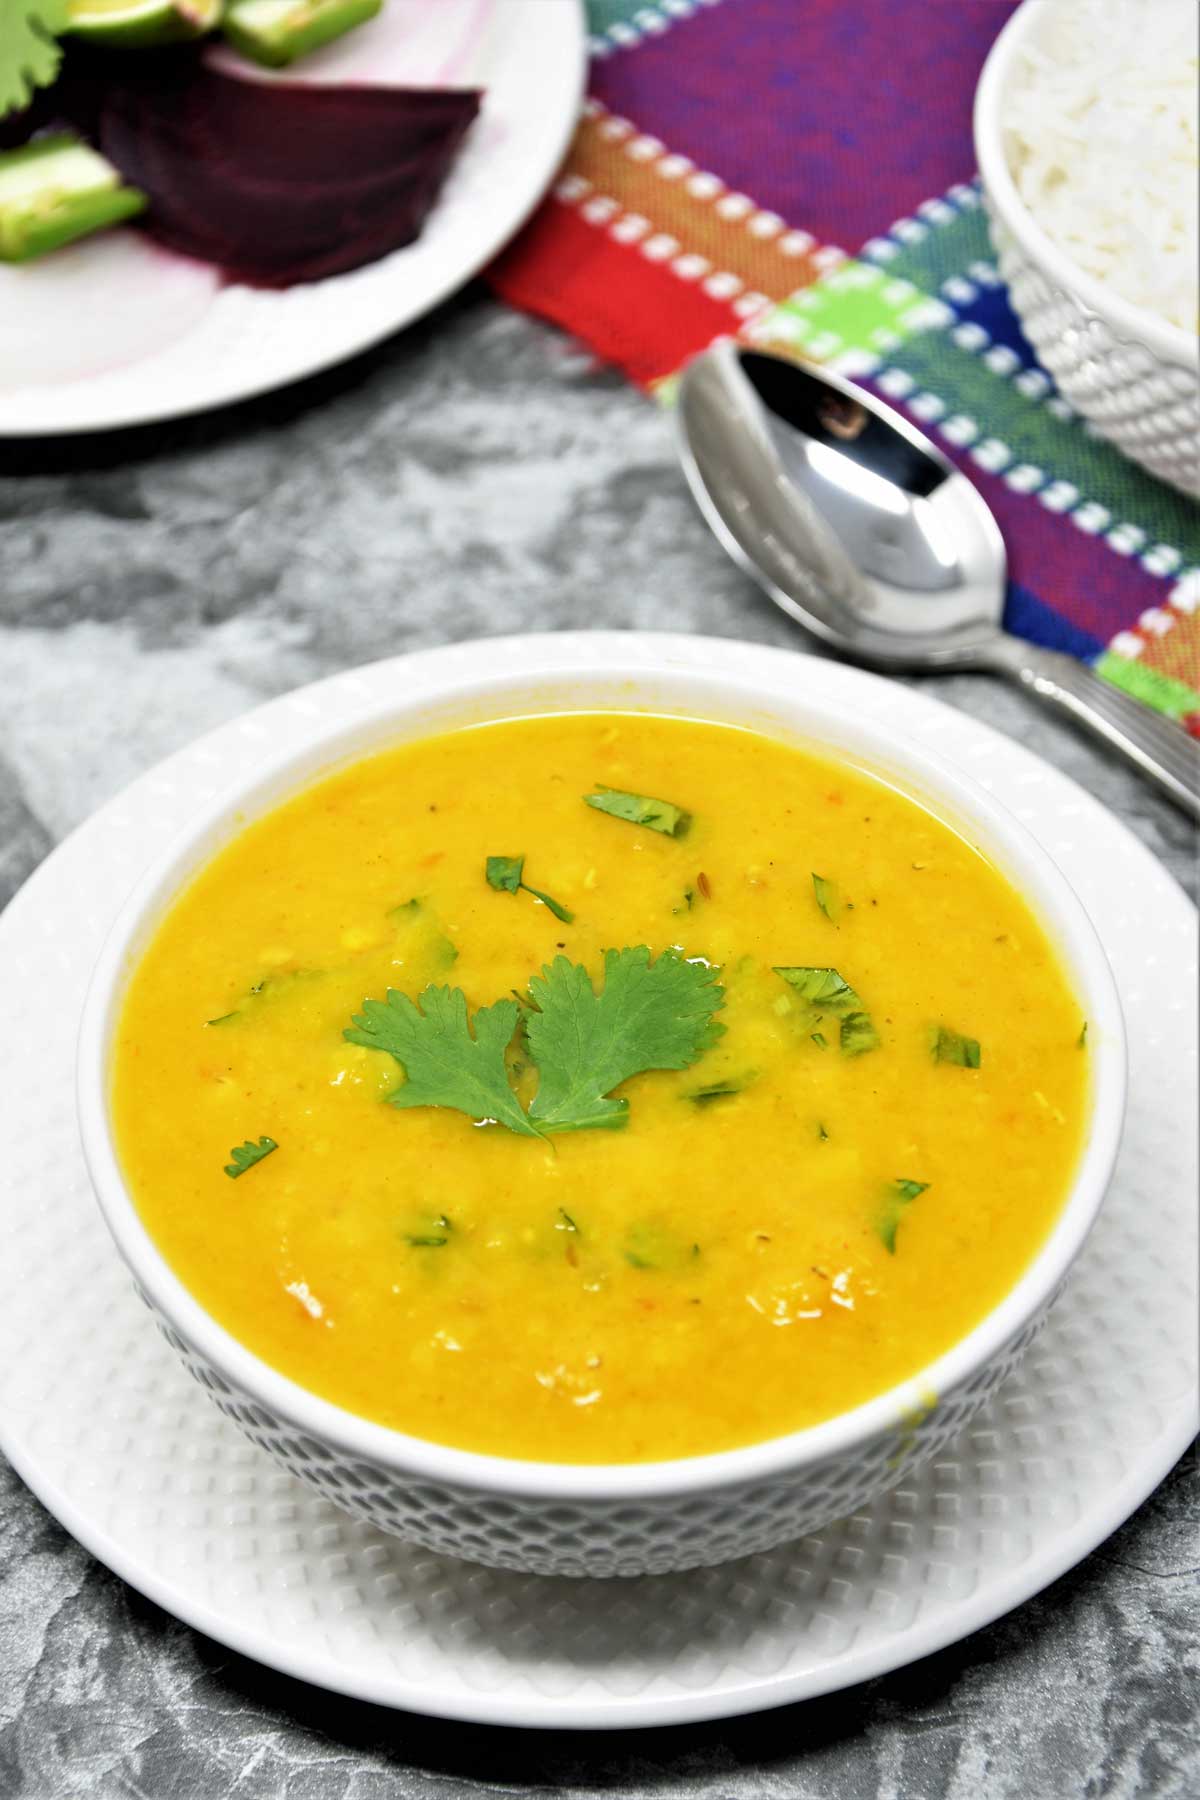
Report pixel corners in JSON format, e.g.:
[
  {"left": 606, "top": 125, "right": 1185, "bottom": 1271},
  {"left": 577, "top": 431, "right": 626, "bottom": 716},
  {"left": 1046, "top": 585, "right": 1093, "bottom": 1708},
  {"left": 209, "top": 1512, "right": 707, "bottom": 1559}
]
[{"left": 111, "top": 714, "right": 1089, "bottom": 1462}]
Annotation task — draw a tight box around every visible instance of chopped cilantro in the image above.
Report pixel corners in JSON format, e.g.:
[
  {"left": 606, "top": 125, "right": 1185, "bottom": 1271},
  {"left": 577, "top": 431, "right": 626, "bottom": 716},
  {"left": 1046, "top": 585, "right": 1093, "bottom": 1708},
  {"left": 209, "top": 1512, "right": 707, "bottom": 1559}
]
[
  {"left": 224, "top": 1136, "right": 278, "bottom": 1180},
  {"left": 775, "top": 966, "right": 879, "bottom": 1056},
  {"left": 389, "top": 895, "right": 458, "bottom": 969},
  {"left": 623, "top": 1220, "right": 692, "bottom": 1270},
  {"left": 672, "top": 889, "right": 695, "bottom": 915},
  {"left": 485, "top": 854, "right": 574, "bottom": 924},
  {"left": 556, "top": 1207, "right": 579, "bottom": 1234},
  {"left": 876, "top": 1177, "right": 929, "bottom": 1253},
  {"left": 685, "top": 1071, "right": 756, "bottom": 1105},
  {"left": 933, "top": 1026, "right": 981, "bottom": 1068},
  {"left": 346, "top": 986, "right": 542, "bottom": 1138},
  {"left": 1078, "top": 1021, "right": 1088, "bottom": 1049},
  {"left": 841, "top": 1012, "right": 880, "bottom": 1056},
  {"left": 811, "top": 872, "right": 838, "bottom": 921},
  {"left": 584, "top": 785, "right": 690, "bottom": 837},
  {"left": 811, "top": 1030, "right": 828, "bottom": 1049},
  {"left": 526, "top": 948, "right": 724, "bottom": 1133},
  {"left": 775, "top": 966, "right": 857, "bottom": 1009},
  {"left": 403, "top": 1213, "right": 451, "bottom": 1247}
]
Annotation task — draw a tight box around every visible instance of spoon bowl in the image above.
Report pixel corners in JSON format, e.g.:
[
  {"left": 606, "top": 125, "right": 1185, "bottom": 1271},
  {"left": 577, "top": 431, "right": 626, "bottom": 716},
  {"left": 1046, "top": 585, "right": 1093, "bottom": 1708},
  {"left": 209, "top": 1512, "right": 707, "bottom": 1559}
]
[{"left": 675, "top": 342, "right": 1200, "bottom": 818}]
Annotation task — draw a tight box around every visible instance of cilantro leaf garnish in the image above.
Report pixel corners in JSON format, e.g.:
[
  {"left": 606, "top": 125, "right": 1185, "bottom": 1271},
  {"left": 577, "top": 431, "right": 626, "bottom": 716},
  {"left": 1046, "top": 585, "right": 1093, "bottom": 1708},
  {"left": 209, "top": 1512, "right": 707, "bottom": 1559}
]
[
  {"left": 346, "top": 949, "right": 723, "bottom": 1139},
  {"left": 775, "top": 966, "right": 857, "bottom": 1009},
  {"left": 224, "top": 1136, "right": 278, "bottom": 1179},
  {"left": 525, "top": 948, "right": 725, "bottom": 1134},
  {"left": 840, "top": 1012, "right": 880, "bottom": 1056},
  {"left": 933, "top": 1026, "right": 981, "bottom": 1068},
  {"left": 774, "top": 966, "right": 879, "bottom": 1056},
  {"left": 402, "top": 1213, "right": 452, "bottom": 1247},
  {"left": 585, "top": 785, "right": 690, "bottom": 837},
  {"left": 685, "top": 1071, "right": 755, "bottom": 1105},
  {"left": 876, "top": 1177, "right": 929, "bottom": 1252},
  {"left": 811, "top": 872, "right": 838, "bottom": 921},
  {"left": 485, "top": 854, "right": 574, "bottom": 924},
  {"left": 345, "top": 986, "right": 543, "bottom": 1138},
  {"left": 0, "top": 0, "right": 68, "bottom": 118}
]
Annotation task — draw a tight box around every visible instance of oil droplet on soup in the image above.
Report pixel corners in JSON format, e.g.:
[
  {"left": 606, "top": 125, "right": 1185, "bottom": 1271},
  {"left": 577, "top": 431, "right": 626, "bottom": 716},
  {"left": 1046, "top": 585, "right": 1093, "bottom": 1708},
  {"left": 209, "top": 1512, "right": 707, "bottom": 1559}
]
[{"left": 111, "top": 714, "right": 1090, "bottom": 1462}]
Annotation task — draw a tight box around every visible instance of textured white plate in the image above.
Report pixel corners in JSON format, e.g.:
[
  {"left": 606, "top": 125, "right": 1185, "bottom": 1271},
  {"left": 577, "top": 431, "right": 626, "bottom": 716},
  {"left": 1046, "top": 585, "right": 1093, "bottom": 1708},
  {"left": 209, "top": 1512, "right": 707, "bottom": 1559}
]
[
  {"left": 0, "top": 0, "right": 585, "bottom": 436},
  {"left": 0, "top": 634, "right": 1196, "bottom": 1729}
]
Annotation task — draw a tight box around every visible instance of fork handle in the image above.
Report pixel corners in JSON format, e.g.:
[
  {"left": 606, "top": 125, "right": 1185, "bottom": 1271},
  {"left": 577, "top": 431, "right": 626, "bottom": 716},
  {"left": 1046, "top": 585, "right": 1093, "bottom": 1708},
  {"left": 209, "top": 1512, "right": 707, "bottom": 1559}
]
[{"left": 984, "top": 639, "right": 1200, "bottom": 821}]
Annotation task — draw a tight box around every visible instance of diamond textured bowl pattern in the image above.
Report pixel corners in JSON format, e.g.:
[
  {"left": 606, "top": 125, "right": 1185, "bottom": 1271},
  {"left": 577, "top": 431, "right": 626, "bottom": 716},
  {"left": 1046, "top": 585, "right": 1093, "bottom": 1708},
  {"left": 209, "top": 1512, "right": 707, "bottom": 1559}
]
[
  {"left": 146, "top": 1291, "right": 1051, "bottom": 1578},
  {"left": 990, "top": 216, "right": 1200, "bottom": 499}
]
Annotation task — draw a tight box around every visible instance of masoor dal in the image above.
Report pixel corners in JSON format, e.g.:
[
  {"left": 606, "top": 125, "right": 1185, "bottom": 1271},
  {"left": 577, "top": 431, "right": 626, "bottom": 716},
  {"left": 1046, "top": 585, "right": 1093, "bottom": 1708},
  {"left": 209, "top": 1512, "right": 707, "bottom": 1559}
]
[{"left": 112, "top": 715, "right": 1089, "bottom": 1462}]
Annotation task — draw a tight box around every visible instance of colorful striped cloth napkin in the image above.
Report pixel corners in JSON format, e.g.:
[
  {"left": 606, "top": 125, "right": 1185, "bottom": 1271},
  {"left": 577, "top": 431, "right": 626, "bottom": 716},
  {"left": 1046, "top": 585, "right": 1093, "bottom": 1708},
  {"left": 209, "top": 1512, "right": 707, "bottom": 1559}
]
[{"left": 488, "top": 0, "right": 1200, "bottom": 736}]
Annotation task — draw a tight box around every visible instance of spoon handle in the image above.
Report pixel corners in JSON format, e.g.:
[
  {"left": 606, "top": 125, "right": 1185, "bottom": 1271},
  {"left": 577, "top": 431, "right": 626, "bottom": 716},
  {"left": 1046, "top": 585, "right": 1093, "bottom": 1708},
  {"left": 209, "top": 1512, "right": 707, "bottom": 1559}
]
[{"left": 989, "top": 640, "right": 1200, "bottom": 821}]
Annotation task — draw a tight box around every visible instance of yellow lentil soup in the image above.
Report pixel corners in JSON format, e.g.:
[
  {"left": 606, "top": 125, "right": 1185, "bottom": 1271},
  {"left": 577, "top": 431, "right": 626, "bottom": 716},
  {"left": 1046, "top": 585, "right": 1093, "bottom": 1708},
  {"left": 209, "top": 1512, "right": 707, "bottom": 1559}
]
[{"left": 111, "top": 714, "right": 1089, "bottom": 1463}]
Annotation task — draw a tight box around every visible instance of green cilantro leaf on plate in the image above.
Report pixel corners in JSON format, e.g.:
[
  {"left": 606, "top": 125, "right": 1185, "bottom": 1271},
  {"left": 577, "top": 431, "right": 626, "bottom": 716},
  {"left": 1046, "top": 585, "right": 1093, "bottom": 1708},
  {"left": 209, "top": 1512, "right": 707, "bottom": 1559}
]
[
  {"left": 345, "top": 986, "right": 543, "bottom": 1138},
  {"left": 0, "top": 1, "right": 68, "bottom": 117},
  {"left": 526, "top": 947, "right": 725, "bottom": 1134},
  {"left": 584, "top": 785, "right": 690, "bottom": 837}
]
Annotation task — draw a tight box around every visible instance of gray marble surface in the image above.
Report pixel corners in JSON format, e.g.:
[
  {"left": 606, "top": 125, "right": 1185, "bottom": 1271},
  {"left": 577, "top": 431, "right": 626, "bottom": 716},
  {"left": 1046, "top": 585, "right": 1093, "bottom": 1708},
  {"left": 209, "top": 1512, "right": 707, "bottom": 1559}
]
[{"left": 0, "top": 292, "right": 1196, "bottom": 1799}]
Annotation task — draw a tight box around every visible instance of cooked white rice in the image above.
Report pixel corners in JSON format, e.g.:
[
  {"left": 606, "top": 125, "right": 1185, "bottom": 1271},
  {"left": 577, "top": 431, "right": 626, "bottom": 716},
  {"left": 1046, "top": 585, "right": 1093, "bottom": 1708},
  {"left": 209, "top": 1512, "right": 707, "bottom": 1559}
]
[{"left": 1002, "top": 0, "right": 1199, "bottom": 334}]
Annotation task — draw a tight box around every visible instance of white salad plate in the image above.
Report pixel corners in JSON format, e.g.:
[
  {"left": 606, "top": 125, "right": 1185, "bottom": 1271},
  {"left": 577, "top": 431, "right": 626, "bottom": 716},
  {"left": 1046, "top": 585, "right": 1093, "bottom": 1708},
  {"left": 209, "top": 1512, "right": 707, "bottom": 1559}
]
[
  {"left": 0, "top": 633, "right": 1196, "bottom": 1729},
  {"left": 0, "top": 0, "right": 586, "bottom": 436}
]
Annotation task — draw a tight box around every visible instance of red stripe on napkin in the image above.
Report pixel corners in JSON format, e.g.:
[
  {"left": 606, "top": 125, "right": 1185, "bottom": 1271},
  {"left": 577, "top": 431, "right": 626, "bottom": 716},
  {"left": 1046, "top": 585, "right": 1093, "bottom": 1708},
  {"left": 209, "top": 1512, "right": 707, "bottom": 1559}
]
[{"left": 488, "top": 198, "right": 738, "bottom": 388}]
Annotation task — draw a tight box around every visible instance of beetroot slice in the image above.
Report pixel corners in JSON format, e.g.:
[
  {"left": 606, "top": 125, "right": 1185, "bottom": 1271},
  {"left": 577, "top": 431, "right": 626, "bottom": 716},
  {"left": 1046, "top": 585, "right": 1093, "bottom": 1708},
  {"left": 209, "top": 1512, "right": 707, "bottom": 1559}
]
[{"left": 90, "top": 66, "right": 481, "bottom": 286}]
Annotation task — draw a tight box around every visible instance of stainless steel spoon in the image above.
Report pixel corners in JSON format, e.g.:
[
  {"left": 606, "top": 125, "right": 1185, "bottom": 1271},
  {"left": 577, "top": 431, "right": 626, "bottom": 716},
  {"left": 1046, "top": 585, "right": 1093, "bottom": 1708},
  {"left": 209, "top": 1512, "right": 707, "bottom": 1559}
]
[{"left": 676, "top": 340, "right": 1200, "bottom": 819}]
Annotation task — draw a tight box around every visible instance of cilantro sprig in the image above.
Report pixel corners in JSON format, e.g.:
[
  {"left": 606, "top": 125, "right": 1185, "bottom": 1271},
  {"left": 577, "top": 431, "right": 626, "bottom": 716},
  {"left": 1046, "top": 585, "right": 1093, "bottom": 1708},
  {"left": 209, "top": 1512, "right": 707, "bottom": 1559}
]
[
  {"left": 346, "top": 987, "right": 541, "bottom": 1137},
  {"left": 526, "top": 949, "right": 724, "bottom": 1133},
  {"left": 345, "top": 948, "right": 724, "bottom": 1139},
  {"left": 0, "top": 0, "right": 68, "bottom": 118}
]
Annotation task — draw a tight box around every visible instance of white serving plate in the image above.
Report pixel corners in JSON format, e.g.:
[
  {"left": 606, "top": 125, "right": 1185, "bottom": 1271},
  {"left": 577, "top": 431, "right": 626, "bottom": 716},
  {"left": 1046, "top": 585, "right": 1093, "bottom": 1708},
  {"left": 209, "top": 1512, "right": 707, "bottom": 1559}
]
[
  {"left": 0, "top": 0, "right": 586, "bottom": 435},
  {"left": 0, "top": 633, "right": 1196, "bottom": 1726}
]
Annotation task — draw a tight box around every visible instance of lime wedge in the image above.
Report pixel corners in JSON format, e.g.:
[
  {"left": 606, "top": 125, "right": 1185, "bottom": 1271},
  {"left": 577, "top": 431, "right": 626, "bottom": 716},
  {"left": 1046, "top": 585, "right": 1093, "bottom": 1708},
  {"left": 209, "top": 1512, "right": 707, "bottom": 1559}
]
[{"left": 66, "top": 0, "right": 224, "bottom": 48}]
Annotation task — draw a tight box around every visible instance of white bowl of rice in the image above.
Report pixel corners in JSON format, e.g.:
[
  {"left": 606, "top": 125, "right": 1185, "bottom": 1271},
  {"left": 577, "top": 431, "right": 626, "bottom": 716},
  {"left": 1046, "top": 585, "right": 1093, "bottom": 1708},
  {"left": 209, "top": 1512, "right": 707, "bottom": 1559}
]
[{"left": 974, "top": 0, "right": 1199, "bottom": 497}]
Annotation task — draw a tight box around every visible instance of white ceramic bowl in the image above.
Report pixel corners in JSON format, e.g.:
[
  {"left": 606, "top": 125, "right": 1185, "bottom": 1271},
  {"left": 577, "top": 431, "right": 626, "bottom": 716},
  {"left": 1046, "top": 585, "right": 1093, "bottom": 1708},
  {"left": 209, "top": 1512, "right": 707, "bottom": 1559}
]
[
  {"left": 974, "top": 0, "right": 1200, "bottom": 498},
  {"left": 77, "top": 635, "right": 1127, "bottom": 1578}
]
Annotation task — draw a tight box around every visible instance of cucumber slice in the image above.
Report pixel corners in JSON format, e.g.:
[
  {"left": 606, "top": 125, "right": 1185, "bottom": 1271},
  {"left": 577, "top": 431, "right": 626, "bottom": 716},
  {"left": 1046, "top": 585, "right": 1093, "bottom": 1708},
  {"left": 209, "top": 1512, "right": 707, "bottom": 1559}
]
[
  {"left": 0, "top": 135, "right": 147, "bottom": 264},
  {"left": 223, "top": 0, "right": 381, "bottom": 68},
  {"left": 66, "top": 0, "right": 223, "bottom": 50}
]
